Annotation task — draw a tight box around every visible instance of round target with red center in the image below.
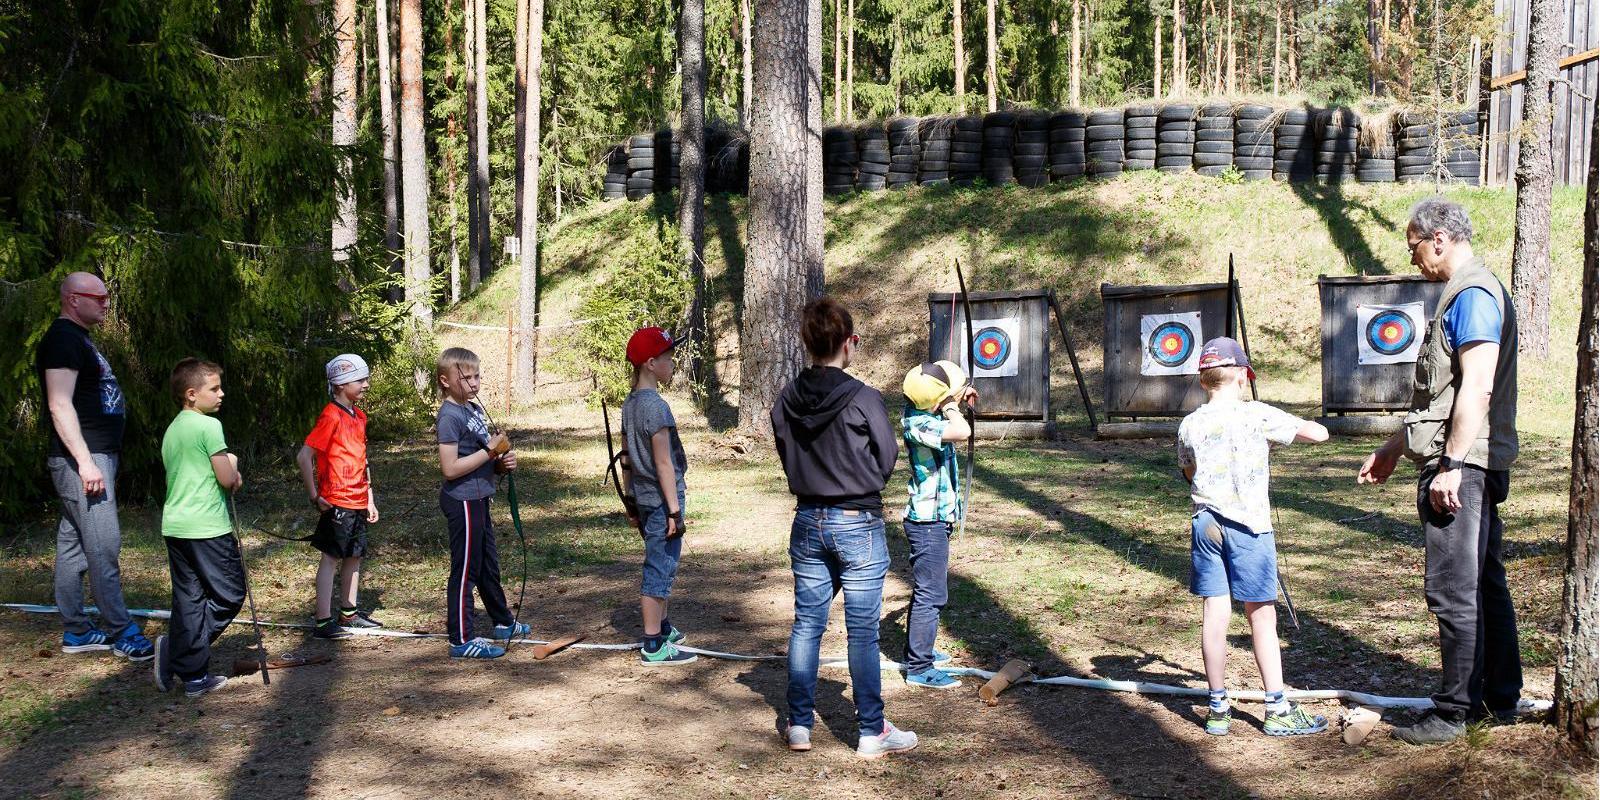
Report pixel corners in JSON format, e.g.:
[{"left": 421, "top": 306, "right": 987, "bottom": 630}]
[
  {"left": 1365, "top": 309, "right": 1416, "bottom": 356},
  {"left": 971, "top": 326, "right": 1012, "bottom": 371},
  {"left": 1147, "top": 321, "right": 1196, "bottom": 368}
]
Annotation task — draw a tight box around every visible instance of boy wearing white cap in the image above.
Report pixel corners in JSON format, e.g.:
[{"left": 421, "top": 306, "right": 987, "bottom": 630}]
[{"left": 296, "top": 354, "right": 382, "bottom": 639}]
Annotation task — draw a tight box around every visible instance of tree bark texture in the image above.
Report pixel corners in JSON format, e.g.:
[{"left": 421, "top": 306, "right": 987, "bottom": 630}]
[
  {"left": 1273, "top": 5, "right": 1280, "bottom": 94},
  {"left": 515, "top": 0, "right": 545, "bottom": 396},
  {"left": 464, "top": 0, "right": 483, "bottom": 291},
  {"left": 744, "top": 0, "right": 818, "bottom": 436},
  {"left": 377, "top": 0, "right": 402, "bottom": 293},
  {"left": 332, "top": 0, "right": 358, "bottom": 275},
  {"left": 1225, "top": 0, "right": 1235, "bottom": 93},
  {"left": 807, "top": 0, "right": 823, "bottom": 297},
  {"left": 833, "top": 0, "right": 842, "bottom": 121},
  {"left": 1510, "top": 0, "right": 1558, "bottom": 358},
  {"left": 846, "top": 0, "right": 855, "bottom": 121},
  {"left": 445, "top": 19, "right": 462, "bottom": 303},
  {"left": 515, "top": 0, "right": 528, "bottom": 236},
  {"left": 1174, "top": 0, "right": 1185, "bottom": 96},
  {"left": 399, "top": 0, "right": 431, "bottom": 325},
  {"left": 1556, "top": 92, "right": 1599, "bottom": 754},
  {"left": 1070, "top": 0, "right": 1080, "bottom": 106},
  {"left": 472, "top": 0, "right": 491, "bottom": 284},
  {"left": 680, "top": 0, "right": 709, "bottom": 376},
  {"left": 1154, "top": 12, "right": 1163, "bottom": 99},
  {"left": 985, "top": 0, "right": 998, "bottom": 111},
  {"left": 742, "top": 0, "right": 753, "bottom": 127},
  {"left": 954, "top": 0, "right": 965, "bottom": 110}
]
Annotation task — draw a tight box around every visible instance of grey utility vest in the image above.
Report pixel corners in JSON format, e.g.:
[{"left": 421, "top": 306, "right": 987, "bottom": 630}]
[{"left": 1402, "top": 258, "right": 1519, "bottom": 470}]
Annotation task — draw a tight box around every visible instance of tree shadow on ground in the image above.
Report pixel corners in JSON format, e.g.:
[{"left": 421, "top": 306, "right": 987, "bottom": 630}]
[{"left": 1285, "top": 110, "right": 1398, "bottom": 277}]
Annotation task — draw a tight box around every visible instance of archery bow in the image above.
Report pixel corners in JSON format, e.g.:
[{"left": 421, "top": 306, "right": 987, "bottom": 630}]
[
  {"left": 476, "top": 398, "right": 528, "bottom": 649},
  {"left": 594, "top": 374, "right": 642, "bottom": 533},
  {"left": 953, "top": 258, "right": 977, "bottom": 539},
  {"left": 226, "top": 493, "right": 271, "bottom": 685}
]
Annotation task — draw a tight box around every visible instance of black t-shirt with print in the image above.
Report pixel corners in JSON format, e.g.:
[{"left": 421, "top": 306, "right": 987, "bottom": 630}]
[{"left": 35, "top": 318, "right": 125, "bottom": 456}]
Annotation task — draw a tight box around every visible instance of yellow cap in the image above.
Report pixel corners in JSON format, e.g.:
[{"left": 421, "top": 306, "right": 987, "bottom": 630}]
[{"left": 902, "top": 360, "right": 968, "bottom": 411}]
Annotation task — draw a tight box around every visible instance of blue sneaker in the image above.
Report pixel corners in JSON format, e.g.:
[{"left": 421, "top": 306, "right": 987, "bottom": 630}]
[
  {"left": 489, "top": 622, "right": 530, "bottom": 640},
  {"left": 450, "top": 638, "right": 506, "bottom": 659},
  {"left": 906, "top": 667, "right": 962, "bottom": 690},
  {"left": 933, "top": 649, "right": 953, "bottom": 665},
  {"left": 184, "top": 674, "right": 229, "bottom": 698},
  {"left": 62, "top": 628, "right": 112, "bottom": 654},
  {"left": 111, "top": 624, "right": 155, "bottom": 662}
]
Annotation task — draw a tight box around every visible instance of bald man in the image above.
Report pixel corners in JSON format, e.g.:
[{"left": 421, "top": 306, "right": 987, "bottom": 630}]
[{"left": 35, "top": 272, "right": 152, "bottom": 661}]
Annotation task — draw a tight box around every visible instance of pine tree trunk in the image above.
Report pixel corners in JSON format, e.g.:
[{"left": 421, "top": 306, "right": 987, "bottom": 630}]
[
  {"left": 1225, "top": 0, "right": 1234, "bottom": 93},
  {"left": 807, "top": 0, "right": 823, "bottom": 296},
  {"left": 464, "top": 0, "right": 482, "bottom": 291},
  {"left": 515, "top": 0, "right": 528, "bottom": 236},
  {"left": 515, "top": 0, "right": 544, "bottom": 396},
  {"left": 954, "top": 0, "right": 965, "bottom": 110},
  {"left": 1174, "top": 0, "right": 1185, "bottom": 96},
  {"left": 1510, "top": 0, "right": 1558, "bottom": 358},
  {"left": 741, "top": 0, "right": 753, "bottom": 127},
  {"left": 846, "top": 0, "right": 855, "bottom": 121},
  {"left": 1555, "top": 92, "right": 1599, "bottom": 755},
  {"left": 332, "top": 0, "right": 358, "bottom": 282},
  {"left": 680, "top": 0, "right": 709, "bottom": 378},
  {"left": 445, "top": 18, "right": 462, "bottom": 303},
  {"left": 473, "top": 0, "right": 492, "bottom": 285},
  {"left": 1155, "top": 13, "right": 1163, "bottom": 98},
  {"left": 744, "top": 0, "right": 818, "bottom": 436},
  {"left": 377, "top": 0, "right": 402, "bottom": 297},
  {"left": 834, "top": 0, "right": 842, "bottom": 121},
  {"left": 985, "top": 0, "right": 998, "bottom": 111},
  {"left": 1367, "top": 0, "right": 1382, "bottom": 95},
  {"left": 1273, "top": 5, "right": 1281, "bottom": 94},
  {"left": 1070, "top": 0, "right": 1080, "bottom": 106},
  {"left": 399, "top": 0, "right": 431, "bottom": 326}
]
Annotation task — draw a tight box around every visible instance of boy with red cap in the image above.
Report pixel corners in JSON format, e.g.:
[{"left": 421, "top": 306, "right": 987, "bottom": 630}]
[
  {"left": 296, "top": 354, "right": 382, "bottom": 639},
  {"left": 621, "top": 326, "right": 695, "bottom": 666},
  {"left": 1177, "top": 337, "right": 1329, "bottom": 737}
]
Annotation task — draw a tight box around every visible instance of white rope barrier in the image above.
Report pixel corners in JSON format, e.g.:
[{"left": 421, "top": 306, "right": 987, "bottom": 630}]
[{"left": 1, "top": 603, "right": 1463, "bottom": 710}]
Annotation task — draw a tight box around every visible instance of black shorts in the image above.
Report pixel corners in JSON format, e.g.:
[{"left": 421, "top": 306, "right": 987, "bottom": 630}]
[{"left": 312, "top": 507, "right": 369, "bottom": 559}]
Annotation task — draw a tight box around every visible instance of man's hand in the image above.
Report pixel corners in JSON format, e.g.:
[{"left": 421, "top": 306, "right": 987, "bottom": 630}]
[
  {"left": 366, "top": 501, "right": 380, "bottom": 524},
  {"left": 1358, "top": 447, "right": 1401, "bottom": 485},
  {"left": 1428, "top": 468, "right": 1463, "bottom": 513},
  {"left": 78, "top": 459, "right": 106, "bottom": 497}
]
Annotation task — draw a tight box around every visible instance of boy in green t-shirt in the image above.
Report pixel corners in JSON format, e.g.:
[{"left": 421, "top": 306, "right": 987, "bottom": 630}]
[{"left": 151, "top": 358, "right": 245, "bottom": 698}]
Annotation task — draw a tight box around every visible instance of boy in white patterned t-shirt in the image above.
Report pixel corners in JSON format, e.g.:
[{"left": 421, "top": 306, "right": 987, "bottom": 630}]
[{"left": 1177, "top": 337, "right": 1330, "bottom": 737}]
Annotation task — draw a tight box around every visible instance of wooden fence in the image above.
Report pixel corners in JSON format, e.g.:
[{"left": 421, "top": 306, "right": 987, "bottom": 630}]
[{"left": 1486, "top": 0, "right": 1598, "bottom": 186}]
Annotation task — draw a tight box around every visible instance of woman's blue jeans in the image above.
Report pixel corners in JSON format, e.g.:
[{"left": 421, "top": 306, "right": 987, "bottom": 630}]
[{"left": 785, "top": 505, "right": 890, "bottom": 738}]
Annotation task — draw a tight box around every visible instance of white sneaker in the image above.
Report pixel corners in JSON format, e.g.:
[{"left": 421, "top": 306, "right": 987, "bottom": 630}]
[
  {"left": 856, "top": 721, "right": 918, "bottom": 759},
  {"left": 781, "top": 722, "right": 812, "bottom": 752}
]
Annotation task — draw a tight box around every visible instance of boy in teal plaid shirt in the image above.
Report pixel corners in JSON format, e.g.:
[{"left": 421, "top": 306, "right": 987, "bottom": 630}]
[{"left": 898, "top": 360, "right": 977, "bottom": 689}]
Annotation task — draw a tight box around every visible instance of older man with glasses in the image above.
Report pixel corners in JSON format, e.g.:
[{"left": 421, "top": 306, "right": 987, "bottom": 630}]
[
  {"left": 1358, "top": 198, "right": 1522, "bottom": 745},
  {"left": 35, "top": 271, "right": 153, "bottom": 661}
]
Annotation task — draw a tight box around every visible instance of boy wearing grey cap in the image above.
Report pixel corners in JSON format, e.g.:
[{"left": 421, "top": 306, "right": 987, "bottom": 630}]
[
  {"left": 1177, "top": 337, "right": 1328, "bottom": 737},
  {"left": 296, "top": 354, "right": 382, "bottom": 639}
]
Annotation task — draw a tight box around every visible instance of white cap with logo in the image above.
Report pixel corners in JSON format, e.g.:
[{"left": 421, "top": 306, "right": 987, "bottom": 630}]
[{"left": 325, "top": 354, "right": 371, "bottom": 386}]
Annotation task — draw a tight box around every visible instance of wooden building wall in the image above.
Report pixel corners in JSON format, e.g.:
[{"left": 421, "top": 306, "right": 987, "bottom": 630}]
[{"left": 1488, "top": 0, "right": 1598, "bottom": 186}]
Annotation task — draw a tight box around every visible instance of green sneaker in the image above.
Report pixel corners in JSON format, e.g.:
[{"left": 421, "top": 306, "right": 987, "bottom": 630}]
[
  {"left": 665, "top": 625, "right": 686, "bottom": 645},
  {"left": 1264, "top": 702, "right": 1328, "bottom": 736},
  {"left": 1205, "top": 705, "right": 1232, "bottom": 736},
  {"left": 640, "top": 640, "right": 697, "bottom": 666}
]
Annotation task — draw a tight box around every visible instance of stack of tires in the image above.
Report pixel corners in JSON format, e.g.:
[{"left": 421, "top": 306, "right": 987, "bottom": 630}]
[
  {"left": 918, "top": 118, "right": 953, "bottom": 186},
  {"left": 1156, "top": 104, "right": 1195, "bottom": 173},
  {"left": 704, "top": 128, "right": 729, "bottom": 193},
  {"left": 823, "top": 127, "right": 858, "bottom": 195},
  {"left": 1123, "top": 104, "right": 1158, "bottom": 170},
  {"left": 626, "top": 133, "right": 655, "bottom": 199},
  {"left": 1193, "top": 103, "right": 1233, "bottom": 176},
  {"left": 1316, "top": 109, "right": 1359, "bottom": 182},
  {"left": 603, "top": 144, "right": 628, "bottom": 199},
  {"left": 1013, "top": 112, "right": 1049, "bottom": 187},
  {"left": 887, "top": 118, "right": 920, "bottom": 189},
  {"left": 1356, "top": 116, "right": 1397, "bottom": 183},
  {"left": 653, "top": 129, "right": 680, "bottom": 192},
  {"left": 1086, "top": 109, "right": 1125, "bottom": 179},
  {"left": 1397, "top": 110, "right": 1480, "bottom": 185},
  {"left": 1273, "top": 108, "right": 1315, "bottom": 182},
  {"left": 1048, "top": 110, "right": 1088, "bottom": 181},
  {"left": 856, "top": 126, "right": 890, "bottom": 191},
  {"left": 1233, "top": 104, "right": 1274, "bottom": 180},
  {"left": 951, "top": 116, "right": 983, "bottom": 185},
  {"left": 982, "top": 112, "right": 1017, "bottom": 186}
]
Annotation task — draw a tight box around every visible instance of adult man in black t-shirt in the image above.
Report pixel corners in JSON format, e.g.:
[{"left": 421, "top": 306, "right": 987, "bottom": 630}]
[{"left": 35, "top": 272, "right": 152, "bottom": 661}]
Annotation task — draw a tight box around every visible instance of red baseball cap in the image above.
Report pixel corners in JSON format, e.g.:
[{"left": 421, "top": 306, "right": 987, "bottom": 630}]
[{"left": 625, "top": 326, "right": 678, "bottom": 366}]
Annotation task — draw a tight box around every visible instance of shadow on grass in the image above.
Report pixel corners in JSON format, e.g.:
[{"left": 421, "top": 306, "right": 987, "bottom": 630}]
[{"left": 1285, "top": 108, "right": 1398, "bottom": 277}]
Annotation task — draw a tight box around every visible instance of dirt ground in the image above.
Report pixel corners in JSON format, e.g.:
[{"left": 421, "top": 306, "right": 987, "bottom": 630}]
[{"left": 1, "top": 402, "right": 1595, "bottom": 800}]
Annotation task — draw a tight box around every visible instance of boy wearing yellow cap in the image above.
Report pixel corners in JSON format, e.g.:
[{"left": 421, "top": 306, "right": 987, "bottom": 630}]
[{"left": 898, "top": 361, "right": 977, "bottom": 689}]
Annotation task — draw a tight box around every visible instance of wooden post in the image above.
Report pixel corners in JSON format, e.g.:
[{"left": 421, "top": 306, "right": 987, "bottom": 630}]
[{"left": 1049, "top": 291, "right": 1099, "bottom": 432}]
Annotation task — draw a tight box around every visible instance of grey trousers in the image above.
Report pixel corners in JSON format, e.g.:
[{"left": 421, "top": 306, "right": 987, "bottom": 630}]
[{"left": 48, "top": 453, "right": 131, "bottom": 635}]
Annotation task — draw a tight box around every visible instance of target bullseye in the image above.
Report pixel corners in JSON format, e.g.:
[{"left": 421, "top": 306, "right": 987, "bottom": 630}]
[
  {"left": 1365, "top": 309, "right": 1416, "bottom": 356},
  {"left": 971, "top": 326, "right": 1012, "bottom": 371},
  {"left": 1147, "top": 321, "right": 1196, "bottom": 368}
]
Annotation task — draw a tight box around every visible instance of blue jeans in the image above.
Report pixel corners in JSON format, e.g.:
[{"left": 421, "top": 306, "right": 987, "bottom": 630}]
[
  {"left": 639, "top": 493, "right": 685, "bottom": 598},
  {"left": 902, "top": 519, "right": 952, "bottom": 674},
  {"left": 786, "top": 505, "right": 889, "bottom": 739}
]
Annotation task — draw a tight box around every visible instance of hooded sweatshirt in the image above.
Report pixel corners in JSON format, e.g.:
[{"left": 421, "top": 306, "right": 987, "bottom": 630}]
[{"left": 771, "top": 366, "right": 899, "bottom": 512}]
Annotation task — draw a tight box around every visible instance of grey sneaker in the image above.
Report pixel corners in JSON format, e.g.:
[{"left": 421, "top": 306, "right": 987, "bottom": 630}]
[
  {"left": 183, "top": 674, "right": 229, "bottom": 698},
  {"left": 1392, "top": 710, "right": 1467, "bottom": 745},
  {"left": 781, "top": 722, "right": 812, "bottom": 752},
  {"left": 152, "top": 635, "right": 175, "bottom": 693},
  {"left": 856, "top": 721, "right": 918, "bottom": 759}
]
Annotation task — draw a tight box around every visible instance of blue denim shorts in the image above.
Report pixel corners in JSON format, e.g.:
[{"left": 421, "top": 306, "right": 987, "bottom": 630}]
[
  {"left": 1189, "top": 509, "right": 1279, "bottom": 603},
  {"left": 639, "top": 498, "right": 685, "bottom": 598}
]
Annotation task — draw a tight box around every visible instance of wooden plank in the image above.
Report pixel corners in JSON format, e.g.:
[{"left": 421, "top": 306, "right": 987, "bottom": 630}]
[
  {"left": 1319, "top": 415, "right": 1405, "bottom": 437},
  {"left": 1318, "top": 277, "right": 1446, "bottom": 412},
  {"left": 1095, "top": 420, "right": 1181, "bottom": 440},
  {"left": 927, "top": 289, "right": 1052, "bottom": 302},
  {"left": 1047, "top": 291, "right": 1098, "bottom": 431},
  {"left": 1102, "top": 284, "right": 1229, "bottom": 416},
  {"left": 1100, "top": 281, "right": 1230, "bottom": 300},
  {"left": 1488, "top": 47, "right": 1600, "bottom": 90}
]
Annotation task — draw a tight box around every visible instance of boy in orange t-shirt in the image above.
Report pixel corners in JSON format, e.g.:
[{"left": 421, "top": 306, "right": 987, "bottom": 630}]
[{"left": 296, "top": 354, "right": 382, "bottom": 639}]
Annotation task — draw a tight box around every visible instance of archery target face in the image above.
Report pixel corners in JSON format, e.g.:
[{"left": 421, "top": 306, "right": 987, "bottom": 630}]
[
  {"left": 1356, "top": 302, "right": 1425, "bottom": 365},
  {"left": 959, "top": 316, "right": 1021, "bottom": 378},
  {"left": 1140, "top": 312, "right": 1202, "bottom": 376}
]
